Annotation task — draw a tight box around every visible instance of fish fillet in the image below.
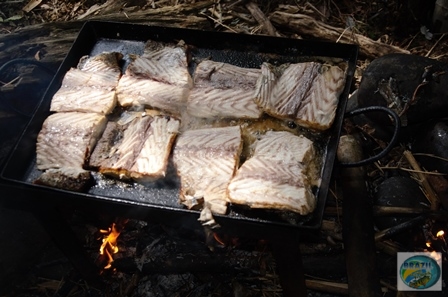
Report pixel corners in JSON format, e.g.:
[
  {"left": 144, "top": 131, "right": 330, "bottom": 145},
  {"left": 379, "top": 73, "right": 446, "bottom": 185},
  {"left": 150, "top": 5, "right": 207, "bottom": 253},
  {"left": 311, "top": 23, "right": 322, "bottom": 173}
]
[
  {"left": 36, "top": 112, "right": 107, "bottom": 170},
  {"left": 116, "top": 75, "right": 189, "bottom": 115},
  {"left": 88, "top": 115, "right": 154, "bottom": 179},
  {"left": 255, "top": 62, "right": 346, "bottom": 130},
  {"left": 117, "top": 41, "right": 192, "bottom": 114},
  {"left": 130, "top": 115, "right": 180, "bottom": 181},
  {"left": 173, "top": 126, "right": 243, "bottom": 214},
  {"left": 127, "top": 40, "right": 192, "bottom": 87},
  {"left": 50, "top": 52, "right": 122, "bottom": 114},
  {"left": 228, "top": 130, "right": 316, "bottom": 215},
  {"left": 34, "top": 167, "right": 92, "bottom": 192},
  {"left": 187, "top": 60, "right": 262, "bottom": 119},
  {"left": 89, "top": 113, "right": 180, "bottom": 181}
]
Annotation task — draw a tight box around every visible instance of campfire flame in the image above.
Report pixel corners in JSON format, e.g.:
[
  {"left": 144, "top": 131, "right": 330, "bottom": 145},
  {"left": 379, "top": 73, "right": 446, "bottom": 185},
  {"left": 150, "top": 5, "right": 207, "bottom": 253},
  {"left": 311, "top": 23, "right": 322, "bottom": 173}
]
[{"left": 98, "top": 219, "right": 128, "bottom": 270}]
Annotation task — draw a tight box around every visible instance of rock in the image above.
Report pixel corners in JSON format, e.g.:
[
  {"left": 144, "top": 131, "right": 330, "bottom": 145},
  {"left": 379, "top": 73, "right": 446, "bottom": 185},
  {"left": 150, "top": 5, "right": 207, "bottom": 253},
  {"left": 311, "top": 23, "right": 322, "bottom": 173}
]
[
  {"left": 357, "top": 53, "right": 448, "bottom": 127},
  {"left": 374, "top": 176, "right": 429, "bottom": 247},
  {"left": 433, "top": 0, "right": 448, "bottom": 33},
  {"left": 411, "top": 120, "right": 448, "bottom": 174}
]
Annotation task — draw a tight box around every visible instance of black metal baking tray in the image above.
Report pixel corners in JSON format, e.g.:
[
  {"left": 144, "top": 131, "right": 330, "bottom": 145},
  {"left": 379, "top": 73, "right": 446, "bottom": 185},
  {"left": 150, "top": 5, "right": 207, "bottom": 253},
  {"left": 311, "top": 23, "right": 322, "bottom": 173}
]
[{"left": 0, "top": 21, "right": 358, "bottom": 231}]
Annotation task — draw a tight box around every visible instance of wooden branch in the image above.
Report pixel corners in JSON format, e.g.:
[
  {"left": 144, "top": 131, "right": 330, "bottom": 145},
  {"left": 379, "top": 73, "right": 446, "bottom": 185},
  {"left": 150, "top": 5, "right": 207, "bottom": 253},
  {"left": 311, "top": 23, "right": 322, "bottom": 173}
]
[
  {"left": 245, "top": 2, "right": 278, "bottom": 36},
  {"left": 373, "top": 206, "right": 428, "bottom": 216},
  {"left": 403, "top": 150, "right": 440, "bottom": 210},
  {"left": 305, "top": 279, "right": 348, "bottom": 295},
  {"left": 374, "top": 215, "right": 427, "bottom": 242},
  {"left": 269, "top": 11, "right": 410, "bottom": 59},
  {"left": 337, "top": 134, "right": 382, "bottom": 297},
  {"left": 376, "top": 240, "right": 403, "bottom": 256}
]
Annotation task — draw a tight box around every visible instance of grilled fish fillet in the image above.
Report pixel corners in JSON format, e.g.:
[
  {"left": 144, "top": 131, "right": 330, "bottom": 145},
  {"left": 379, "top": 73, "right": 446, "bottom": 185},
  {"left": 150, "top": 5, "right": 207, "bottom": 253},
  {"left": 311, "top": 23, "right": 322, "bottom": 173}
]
[
  {"left": 117, "top": 41, "right": 192, "bottom": 115},
  {"left": 255, "top": 62, "right": 346, "bottom": 130},
  {"left": 116, "top": 75, "right": 189, "bottom": 115},
  {"left": 173, "top": 126, "right": 243, "bottom": 214},
  {"left": 130, "top": 116, "right": 180, "bottom": 181},
  {"left": 187, "top": 60, "right": 262, "bottom": 119},
  {"left": 127, "top": 40, "right": 192, "bottom": 87},
  {"left": 50, "top": 52, "right": 122, "bottom": 114},
  {"left": 89, "top": 113, "right": 180, "bottom": 181},
  {"left": 50, "top": 86, "right": 117, "bottom": 115},
  {"left": 36, "top": 112, "right": 107, "bottom": 170},
  {"left": 34, "top": 167, "right": 92, "bottom": 192},
  {"left": 227, "top": 130, "right": 316, "bottom": 215},
  {"left": 88, "top": 115, "right": 154, "bottom": 179}
]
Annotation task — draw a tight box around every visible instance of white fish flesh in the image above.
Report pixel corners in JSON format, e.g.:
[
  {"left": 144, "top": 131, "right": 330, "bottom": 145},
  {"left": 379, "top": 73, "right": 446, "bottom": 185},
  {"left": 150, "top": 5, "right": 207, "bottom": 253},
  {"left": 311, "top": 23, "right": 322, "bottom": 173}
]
[
  {"left": 36, "top": 112, "right": 107, "bottom": 170},
  {"left": 227, "top": 130, "right": 316, "bottom": 215},
  {"left": 50, "top": 86, "right": 117, "bottom": 115},
  {"left": 187, "top": 60, "right": 262, "bottom": 119},
  {"left": 117, "top": 41, "right": 192, "bottom": 114},
  {"left": 89, "top": 113, "right": 180, "bottom": 181},
  {"left": 255, "top": 62, "right": 346, "bottom": 130},
  {"left": 116, "top": 75, "right": 189, "bottom": 115},
  {"left": 50, "top": 52, "right": 122, "bottom": 114},
  {"left": 172, "top": 126, "right": 243, "bottom": 214}
]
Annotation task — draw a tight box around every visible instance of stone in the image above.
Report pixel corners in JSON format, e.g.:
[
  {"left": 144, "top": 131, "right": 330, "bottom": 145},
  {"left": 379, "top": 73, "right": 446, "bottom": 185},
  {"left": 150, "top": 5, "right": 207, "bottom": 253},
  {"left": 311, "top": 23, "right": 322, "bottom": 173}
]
[{"left": 357, "top": 53, "right": 448, "bottom": 127}]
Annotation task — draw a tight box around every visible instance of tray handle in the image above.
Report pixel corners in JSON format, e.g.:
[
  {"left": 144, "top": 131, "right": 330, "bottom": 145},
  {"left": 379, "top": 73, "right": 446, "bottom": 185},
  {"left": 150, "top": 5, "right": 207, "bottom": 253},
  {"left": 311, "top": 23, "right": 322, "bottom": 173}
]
[{"left": 339, "top": 106, "right": 401, "bottom": 167}]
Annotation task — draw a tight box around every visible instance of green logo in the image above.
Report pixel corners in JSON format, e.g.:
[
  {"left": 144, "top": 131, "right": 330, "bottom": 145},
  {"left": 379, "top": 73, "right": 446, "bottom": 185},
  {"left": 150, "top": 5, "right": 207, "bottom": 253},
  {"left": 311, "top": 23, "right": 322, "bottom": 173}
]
[{"left": 399, "top": 255, "right": 441, "bottom": 289}]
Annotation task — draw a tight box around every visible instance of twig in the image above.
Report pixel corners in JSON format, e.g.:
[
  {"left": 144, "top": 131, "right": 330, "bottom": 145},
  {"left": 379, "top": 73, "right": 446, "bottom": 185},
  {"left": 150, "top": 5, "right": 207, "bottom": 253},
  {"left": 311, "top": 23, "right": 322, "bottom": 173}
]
[
  {"left": 0, "top": 0, "right": 25, "bottom": 3},
  {"left": 199, "top": 11, "right": 239, "bottom": 33},
  {"left": 378, "top": 166, "right": 447, "bottom": 176},
  {"left": 380, "top": 280, "right": 397, "bottom": 292},
  {"left": 404, "top": 150, "right": 441, "bottom": 210},
  {"left": 412, "top": 153, "right": 448, "bottom": 163},
  {"left": 404, "top": 32, "right": 419, "bottom": 50},
  {"left": 426, "top": 33, "right": 447, "bottom": 57}
]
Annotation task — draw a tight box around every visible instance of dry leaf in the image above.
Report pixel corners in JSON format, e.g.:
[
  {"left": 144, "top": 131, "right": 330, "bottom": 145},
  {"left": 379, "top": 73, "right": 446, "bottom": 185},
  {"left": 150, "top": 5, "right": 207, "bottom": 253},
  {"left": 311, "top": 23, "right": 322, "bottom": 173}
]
[{"left": 23, "top": 0, "right": 43, "bottom": 13}]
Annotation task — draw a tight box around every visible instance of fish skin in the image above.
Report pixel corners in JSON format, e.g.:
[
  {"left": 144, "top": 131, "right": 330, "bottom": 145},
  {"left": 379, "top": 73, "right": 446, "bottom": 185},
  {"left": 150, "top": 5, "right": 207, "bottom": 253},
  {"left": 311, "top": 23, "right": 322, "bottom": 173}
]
[
  {"left": 228, "top": 130, "right": 316, "bottom": 215},
  {"left": 173, "top": 126, "right": 243, "bottom": 214}
]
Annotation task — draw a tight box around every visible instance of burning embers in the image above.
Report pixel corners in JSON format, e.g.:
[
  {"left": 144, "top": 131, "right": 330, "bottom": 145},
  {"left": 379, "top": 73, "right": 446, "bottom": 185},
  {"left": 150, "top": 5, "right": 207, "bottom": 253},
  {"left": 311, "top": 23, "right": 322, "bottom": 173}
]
[
  {"left": 97, "top": 218, "right": 128, "bottom": 270},
  {"left": 425, "top": 227, "right": 447, "bottom": 255}
]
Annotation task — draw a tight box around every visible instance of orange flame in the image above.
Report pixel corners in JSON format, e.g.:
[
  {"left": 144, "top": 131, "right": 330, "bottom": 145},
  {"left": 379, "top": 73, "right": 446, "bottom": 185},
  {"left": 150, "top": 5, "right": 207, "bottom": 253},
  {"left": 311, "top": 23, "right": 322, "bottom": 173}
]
[
  {"left": 436, "top": 230, "right": 445, "bottom": 238},
  {"left": 99, "top": 223, "right": 121, "bottom": 269}
]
